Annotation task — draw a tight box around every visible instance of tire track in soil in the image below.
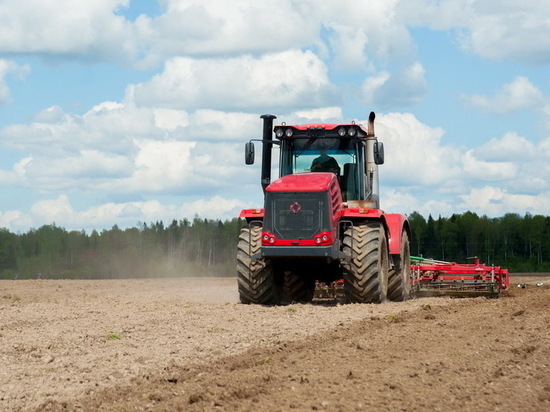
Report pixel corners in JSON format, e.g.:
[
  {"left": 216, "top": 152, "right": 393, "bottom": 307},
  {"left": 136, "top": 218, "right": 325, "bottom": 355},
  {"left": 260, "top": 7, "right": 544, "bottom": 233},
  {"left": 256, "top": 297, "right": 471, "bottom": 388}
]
[{"left": 41, "top": 287, "right": 550, "bottom": 412}]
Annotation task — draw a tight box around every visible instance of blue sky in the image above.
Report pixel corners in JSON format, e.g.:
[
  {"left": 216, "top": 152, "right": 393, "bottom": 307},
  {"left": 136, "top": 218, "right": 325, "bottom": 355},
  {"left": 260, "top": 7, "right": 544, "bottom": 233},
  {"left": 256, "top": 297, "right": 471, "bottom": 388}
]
[{"left": 0, "top": 0, "right": 549, "bottom": 232}]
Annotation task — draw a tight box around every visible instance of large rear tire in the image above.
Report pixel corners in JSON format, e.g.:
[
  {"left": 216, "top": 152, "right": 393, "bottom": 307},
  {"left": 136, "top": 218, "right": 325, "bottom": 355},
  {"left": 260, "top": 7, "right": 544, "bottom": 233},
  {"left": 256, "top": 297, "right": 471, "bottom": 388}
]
[
  {"left": 281, "top": 269, "right": 315, "bottom": 304},
  {"left": 387, "top": 231, "right": 412, "bottom": 301},
  {"left": 342, "top": 222, "right": 388, "bottom": 303},
  {"left": 236, "top": 225, "right": 277, "bottom": 304}
]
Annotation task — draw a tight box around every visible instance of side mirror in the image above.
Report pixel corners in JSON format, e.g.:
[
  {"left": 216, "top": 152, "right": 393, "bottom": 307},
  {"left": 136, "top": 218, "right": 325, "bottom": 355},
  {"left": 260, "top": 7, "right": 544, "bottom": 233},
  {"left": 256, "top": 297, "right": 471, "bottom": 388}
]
[
  {"left": 374, "top": 142, "right": 384, "bottom": 165},
  {"left": 245, "top": 142, "right": 255, "bottom": 165}
]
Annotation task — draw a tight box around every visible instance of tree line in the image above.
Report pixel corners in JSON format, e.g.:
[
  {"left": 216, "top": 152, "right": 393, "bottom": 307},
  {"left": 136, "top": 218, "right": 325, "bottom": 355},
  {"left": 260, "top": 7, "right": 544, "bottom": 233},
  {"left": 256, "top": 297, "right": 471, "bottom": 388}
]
[
  {"left": 0, "top": 217, "right": 243, "bottom": 280},
  {"left": 0, "top": 211, "right": 548, "bottom": 279}
]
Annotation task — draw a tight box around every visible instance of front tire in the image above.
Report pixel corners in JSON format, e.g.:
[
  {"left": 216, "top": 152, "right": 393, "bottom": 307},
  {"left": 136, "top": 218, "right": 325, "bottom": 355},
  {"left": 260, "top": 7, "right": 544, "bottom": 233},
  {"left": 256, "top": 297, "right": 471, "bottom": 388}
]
[
  {"left": 236, "top": 225, "right": 276, "bottom": 304},
  {"left": 342, "top": 222, "right": 388, "bottom": 303}
]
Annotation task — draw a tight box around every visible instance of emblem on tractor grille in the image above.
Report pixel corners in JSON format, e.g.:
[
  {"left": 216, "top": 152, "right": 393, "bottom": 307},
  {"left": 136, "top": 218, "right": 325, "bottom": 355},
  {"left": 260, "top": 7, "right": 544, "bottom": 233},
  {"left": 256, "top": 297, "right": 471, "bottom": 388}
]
[{"left": 289, "top": 202, "right": 302, "bottom": 214}]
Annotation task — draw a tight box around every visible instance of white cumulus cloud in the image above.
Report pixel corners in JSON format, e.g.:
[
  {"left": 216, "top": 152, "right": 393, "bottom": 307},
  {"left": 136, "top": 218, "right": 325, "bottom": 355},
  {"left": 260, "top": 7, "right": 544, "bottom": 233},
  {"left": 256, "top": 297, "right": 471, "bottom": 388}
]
[
  {"left": 397, "top": 0, "right": 550, "bottom": 64},
  {"left": 134, "top": 0, "right": 317, "bottom": 59},
  {"left": 468, "top": 132, "right": 550, "bottom": 194},
  {"left": 360, "top": 63, "right": 428, "bottom": 108},
  {"left": 0, "top": 0, "right": 138, "bottom": 63},
  {"left": 19, "top": 194, "right": 249, "bottom": 232},
  {"left": 128, "top": 50, "right": 339, "bottom": 112},
  {"left": 374, "top": 112, "right": 461, "bottom": 187},
  {"left": 473, "top": 132, "right": 537, "bottom": 161},
  {"left": 459, "top": 186, "right": 550, "bottom": 217},
  {"left": 0, "top": 102, "right": 258, "bottom": 196},
  {"left": 464, "top": 76, "right": 545, "bottom": 114},
  {"left": 0, "top": 0, "right": 419, "bottom": 69}
]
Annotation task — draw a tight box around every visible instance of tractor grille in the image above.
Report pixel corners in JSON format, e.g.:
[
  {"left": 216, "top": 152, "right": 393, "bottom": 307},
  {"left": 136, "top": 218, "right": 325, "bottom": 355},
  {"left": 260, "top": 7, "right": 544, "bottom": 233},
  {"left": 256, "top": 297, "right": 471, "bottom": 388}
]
[{"left": 264, "top": 191, "right": 329, "bottom": 240}]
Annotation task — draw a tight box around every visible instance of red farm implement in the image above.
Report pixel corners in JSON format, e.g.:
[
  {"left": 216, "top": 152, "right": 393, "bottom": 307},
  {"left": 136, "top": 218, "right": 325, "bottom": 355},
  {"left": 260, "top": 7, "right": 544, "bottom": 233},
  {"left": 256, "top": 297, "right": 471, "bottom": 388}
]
[{"left": 411, "top": 256, "right": 510, "bottom": 298}]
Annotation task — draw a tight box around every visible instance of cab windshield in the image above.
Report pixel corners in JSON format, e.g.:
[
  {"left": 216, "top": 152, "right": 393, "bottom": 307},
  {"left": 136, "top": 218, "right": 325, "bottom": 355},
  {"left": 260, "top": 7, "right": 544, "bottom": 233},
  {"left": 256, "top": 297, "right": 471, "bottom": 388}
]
[{"left": 291, "top": 138, "right": 356, "bottom": 175}]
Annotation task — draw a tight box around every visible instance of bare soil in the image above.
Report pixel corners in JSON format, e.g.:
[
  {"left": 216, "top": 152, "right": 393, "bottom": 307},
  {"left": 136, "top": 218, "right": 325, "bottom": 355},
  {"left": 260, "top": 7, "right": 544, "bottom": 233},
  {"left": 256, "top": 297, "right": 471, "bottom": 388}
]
[{"left": 1, "top": 274, "right": 549, "bottom": 411}]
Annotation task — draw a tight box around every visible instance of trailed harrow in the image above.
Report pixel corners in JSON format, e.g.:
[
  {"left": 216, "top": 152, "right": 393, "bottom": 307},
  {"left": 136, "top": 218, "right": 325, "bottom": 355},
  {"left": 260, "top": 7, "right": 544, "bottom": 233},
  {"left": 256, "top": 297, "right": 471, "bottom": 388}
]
[
  {"left": 313, "top": 256, "right": 510, "bottom": 302},
  {"left": 411, "top": 256, "right": 510, "bottom": 298}
]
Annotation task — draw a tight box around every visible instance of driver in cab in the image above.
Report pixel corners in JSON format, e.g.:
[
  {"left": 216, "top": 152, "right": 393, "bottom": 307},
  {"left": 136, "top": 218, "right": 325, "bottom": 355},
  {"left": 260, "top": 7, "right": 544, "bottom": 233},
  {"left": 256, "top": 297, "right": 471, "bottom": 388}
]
[{"left": 311, "top": 149, "right": 340, "bottom": 175}]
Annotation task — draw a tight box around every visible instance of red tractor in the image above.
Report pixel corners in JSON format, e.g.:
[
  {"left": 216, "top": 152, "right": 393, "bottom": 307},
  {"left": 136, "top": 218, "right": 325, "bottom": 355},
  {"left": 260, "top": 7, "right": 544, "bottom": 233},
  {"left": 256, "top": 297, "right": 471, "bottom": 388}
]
[{"left": 237, "top": 112, "right": 411, "bottom": 304}]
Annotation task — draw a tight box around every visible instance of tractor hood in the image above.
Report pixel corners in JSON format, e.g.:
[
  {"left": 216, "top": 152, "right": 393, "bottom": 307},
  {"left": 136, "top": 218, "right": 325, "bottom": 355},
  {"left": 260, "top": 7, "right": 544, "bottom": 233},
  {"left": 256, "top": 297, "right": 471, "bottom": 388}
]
[
  {"left": 266, "top": 172, "right": 338, "bottom": 192},
  {"left": 262, "top": 172, "right": 343, "bottom": 257}
]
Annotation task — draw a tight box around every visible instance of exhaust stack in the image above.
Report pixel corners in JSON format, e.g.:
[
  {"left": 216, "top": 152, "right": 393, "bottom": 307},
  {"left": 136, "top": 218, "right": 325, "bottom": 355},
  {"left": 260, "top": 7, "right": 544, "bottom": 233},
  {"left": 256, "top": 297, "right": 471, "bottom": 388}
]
[
  {"left": 260, "top": 114, "right": 276, "bottom": 193},
  {"left": 367, "top": 111, "right": 375, "bottom": 136},
  {"left": 365, "top": 111, "right": 380, "bottom": 209}
]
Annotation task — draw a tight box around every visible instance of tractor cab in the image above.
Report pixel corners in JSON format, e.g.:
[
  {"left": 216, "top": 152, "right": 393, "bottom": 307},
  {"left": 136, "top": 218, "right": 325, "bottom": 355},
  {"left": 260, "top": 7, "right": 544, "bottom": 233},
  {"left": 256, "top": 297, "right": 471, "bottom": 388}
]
[
  {"left": 276, "top": 125, "right": 367, "bottom": 202},
  {"left": 246, "top": 115, "right": 384, "bottom": 206}
]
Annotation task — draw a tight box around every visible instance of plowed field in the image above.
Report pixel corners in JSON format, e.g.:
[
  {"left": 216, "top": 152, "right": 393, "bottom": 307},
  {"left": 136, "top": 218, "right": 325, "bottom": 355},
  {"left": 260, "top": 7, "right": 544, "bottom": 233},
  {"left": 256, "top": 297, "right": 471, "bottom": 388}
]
[{"left": 1, "top": 275, "right": 549, "bottom": 411}]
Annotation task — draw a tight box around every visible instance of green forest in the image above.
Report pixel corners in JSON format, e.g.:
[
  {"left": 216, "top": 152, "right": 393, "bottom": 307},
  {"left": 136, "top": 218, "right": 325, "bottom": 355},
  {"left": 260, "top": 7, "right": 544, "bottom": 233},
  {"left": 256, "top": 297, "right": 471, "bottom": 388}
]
[{"left": 0, "top": 211, "right": 549, "bottom": 280}]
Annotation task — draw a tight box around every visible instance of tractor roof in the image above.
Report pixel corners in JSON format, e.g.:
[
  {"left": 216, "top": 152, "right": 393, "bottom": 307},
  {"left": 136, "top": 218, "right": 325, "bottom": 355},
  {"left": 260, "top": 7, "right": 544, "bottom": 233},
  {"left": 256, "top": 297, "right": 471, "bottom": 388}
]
[
  {"left": 273, "top": 122, "right": 369, "bottom": 140},
  {"left": 282, "top": 123, "right": 365, "bottom": 130}
]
